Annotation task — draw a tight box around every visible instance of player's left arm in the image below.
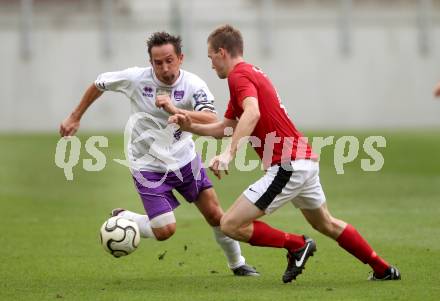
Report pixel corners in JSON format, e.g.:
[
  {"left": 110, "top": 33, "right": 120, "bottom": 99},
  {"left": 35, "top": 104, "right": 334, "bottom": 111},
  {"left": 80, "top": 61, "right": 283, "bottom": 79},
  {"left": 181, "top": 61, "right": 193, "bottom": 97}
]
[{"left": 209, "top": 97, "right": 260, "bottom": 179}]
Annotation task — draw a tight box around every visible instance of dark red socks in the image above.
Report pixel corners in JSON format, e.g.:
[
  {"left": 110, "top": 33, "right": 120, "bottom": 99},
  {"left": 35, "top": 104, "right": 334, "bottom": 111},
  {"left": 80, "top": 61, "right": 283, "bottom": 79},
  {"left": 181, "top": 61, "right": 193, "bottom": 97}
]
[
  {"left": 337, "top": 224, "right": 389, "bottom": 276},
  {"left": 248, "top": 220, "right": 305, "bottom": 252}
]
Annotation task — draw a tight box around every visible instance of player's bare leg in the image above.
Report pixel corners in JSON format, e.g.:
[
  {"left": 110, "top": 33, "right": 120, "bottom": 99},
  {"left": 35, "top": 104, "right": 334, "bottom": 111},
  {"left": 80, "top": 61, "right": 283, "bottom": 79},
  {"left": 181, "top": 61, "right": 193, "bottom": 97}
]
[
  {"left": 194, "top": 188, "right": 259, "bottom": 276},
  {"left": 300, "top": 203, "right": 346, "bottom": 239},
  {"left": 112, "top": 209, "right": 176, "bottom": 241},
  {"left": 301, "top": 203, "right": 401, "bottom": 280},
  {"left": 194, "top": 188, "right": 223, "bottom": 227},
  {"left": 221, "top": 195, "right": 316, "bottom": 283},
  {"left": 220, "top": 194, "right": 264, "bottom": 241}
]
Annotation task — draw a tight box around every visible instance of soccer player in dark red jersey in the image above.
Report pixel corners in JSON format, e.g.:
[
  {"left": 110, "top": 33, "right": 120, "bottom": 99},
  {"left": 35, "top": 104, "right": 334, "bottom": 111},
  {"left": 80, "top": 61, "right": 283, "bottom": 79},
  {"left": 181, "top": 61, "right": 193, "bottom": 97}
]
[{"left": 170, "top": 25, "right": 400, "bottom": 283}]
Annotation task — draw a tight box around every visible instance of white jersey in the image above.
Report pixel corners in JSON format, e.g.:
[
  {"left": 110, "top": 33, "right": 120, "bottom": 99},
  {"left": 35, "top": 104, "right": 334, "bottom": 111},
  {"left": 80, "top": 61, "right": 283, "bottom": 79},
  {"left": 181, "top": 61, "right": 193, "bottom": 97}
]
[{"left": 95, "top": 67, "right": 216, "bottom": 172}]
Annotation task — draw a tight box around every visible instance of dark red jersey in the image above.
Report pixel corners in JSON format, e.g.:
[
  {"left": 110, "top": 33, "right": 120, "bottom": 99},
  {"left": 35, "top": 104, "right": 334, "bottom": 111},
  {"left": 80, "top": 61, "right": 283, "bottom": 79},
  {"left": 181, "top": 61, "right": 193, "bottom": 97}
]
[{"left": 225, "top": 62, "right": 316, "bottom": 167}]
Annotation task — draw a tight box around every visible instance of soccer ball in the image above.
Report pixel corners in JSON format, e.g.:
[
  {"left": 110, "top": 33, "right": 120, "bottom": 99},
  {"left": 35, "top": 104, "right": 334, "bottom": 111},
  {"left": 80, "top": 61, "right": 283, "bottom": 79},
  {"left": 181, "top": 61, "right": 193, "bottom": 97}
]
[{"left": 100, "top": 216, "right": 140, "bottom": 258}]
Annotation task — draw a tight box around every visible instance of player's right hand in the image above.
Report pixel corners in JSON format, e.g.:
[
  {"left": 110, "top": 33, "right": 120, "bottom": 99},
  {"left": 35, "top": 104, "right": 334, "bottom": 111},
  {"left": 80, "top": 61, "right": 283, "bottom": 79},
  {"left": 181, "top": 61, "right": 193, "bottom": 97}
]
[
  {"left": 209, "top": 152, "right": 232, "bottom": 180},
  {"left": 59, "top": 115, "right": 80, "bottom": 137}
]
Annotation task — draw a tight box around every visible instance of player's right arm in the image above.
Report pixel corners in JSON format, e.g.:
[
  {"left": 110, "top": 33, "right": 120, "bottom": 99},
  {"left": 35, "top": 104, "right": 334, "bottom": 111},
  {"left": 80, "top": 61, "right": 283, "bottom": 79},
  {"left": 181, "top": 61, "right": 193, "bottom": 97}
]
[
  {"left": 60, "top": 67, "right": 136, "bottom": 137},
  {"left": 169, "top": 114, "right": 237, "bottom": 139},
  {"left": 59, "top": 84, "right": 103, "bottom": 137},
  {"left": 192, "top": 117, "right": 237, "bottom": 138}
]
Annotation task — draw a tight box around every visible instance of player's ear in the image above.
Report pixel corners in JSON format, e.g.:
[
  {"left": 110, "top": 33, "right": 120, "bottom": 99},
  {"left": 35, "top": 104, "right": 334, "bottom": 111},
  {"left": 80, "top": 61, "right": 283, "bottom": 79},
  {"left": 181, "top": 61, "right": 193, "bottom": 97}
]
[{"left": 219, "top": 48, "right": 226, "bottom": 58}]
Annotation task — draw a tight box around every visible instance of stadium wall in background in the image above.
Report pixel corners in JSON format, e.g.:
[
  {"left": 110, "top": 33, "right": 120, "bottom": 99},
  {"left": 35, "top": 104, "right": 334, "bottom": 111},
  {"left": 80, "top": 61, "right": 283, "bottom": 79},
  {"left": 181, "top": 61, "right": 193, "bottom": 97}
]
[{"left": 1, "top": 0, "right": 440, "bottom": 131}]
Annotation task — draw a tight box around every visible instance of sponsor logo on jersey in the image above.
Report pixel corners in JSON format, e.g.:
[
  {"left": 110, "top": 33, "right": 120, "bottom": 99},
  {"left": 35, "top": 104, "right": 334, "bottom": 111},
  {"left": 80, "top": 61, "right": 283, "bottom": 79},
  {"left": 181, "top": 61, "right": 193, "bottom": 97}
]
[
  {"left": 142, "top": 86, "right": 154, "bottom": 98},
  {"left": 174, "top": 90, "right": 185, "bottom": 101}
]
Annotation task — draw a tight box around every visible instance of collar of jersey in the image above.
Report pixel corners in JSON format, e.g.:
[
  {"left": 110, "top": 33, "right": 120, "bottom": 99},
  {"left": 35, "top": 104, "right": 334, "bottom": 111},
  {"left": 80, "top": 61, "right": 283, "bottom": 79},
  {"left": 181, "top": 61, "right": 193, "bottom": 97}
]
[
  {"left": 228, "top": 61, "right": 247, "bottom": 79},
  {"left": 151, "top": 68, "right": 184, "bottom": 88}
]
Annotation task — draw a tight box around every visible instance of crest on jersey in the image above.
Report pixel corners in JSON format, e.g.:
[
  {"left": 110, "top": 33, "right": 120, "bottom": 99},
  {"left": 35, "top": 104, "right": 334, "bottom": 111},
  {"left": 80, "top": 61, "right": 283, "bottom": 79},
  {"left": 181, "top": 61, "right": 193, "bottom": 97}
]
[{"left": 174, "top": 90, "right": 185, "bottom": 101}]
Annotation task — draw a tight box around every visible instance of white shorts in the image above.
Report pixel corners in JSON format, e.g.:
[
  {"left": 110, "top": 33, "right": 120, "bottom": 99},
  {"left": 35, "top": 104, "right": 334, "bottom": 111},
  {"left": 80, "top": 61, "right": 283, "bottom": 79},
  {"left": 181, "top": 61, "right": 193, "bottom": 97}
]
[{"left": 243, "top": 160, "right": 326, "bottom": 214}]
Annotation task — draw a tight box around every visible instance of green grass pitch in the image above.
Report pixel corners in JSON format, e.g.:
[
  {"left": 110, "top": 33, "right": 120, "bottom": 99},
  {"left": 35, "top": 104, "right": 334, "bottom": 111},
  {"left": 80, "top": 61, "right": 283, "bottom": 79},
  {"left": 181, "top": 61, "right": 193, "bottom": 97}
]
[{"left": 0, "top": 131, "right": 439, "bottom": 300}]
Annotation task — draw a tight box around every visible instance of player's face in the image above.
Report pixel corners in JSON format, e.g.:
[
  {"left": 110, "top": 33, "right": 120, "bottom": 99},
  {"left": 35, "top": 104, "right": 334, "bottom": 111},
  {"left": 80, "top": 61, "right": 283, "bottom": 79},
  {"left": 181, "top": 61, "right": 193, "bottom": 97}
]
[
  {"left": 150, "top": 44, "right": 183, "bottom": 85},
  {"left": 208, "top": 44, "right": 228, "bottom": 79}
]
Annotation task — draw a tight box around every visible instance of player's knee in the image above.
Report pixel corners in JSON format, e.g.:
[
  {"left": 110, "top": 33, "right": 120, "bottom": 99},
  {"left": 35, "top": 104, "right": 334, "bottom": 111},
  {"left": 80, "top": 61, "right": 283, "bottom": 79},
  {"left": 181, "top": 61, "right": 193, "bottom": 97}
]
[
  {"left": 154, "top": 230, "right": 174, "bottom": 241},
  {"left": 152, "top": 224, "right": 176, "bottom": 241},
  {"left": 150, "top": 212, "right": 176, "bottom": 240}
]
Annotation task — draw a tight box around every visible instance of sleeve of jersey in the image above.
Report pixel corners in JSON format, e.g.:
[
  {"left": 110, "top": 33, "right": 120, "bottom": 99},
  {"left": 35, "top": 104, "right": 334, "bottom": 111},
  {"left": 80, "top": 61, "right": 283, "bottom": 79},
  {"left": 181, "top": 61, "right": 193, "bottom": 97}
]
[
  {"left": 234, "top": 74, "right": 258, "bottom": 109},
  {"left": 94, "top": 68, "right": 135, "bottom": 97},
  {"left": 224, "top": 100, "right": 236, "bottom": 120},
  {"left": 192, "top": 85, "right": 216, "bottom": 113}
]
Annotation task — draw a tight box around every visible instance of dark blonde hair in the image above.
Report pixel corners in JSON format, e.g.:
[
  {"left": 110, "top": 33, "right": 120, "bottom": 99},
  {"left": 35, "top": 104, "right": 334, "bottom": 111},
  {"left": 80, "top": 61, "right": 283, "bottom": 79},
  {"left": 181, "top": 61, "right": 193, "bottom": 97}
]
[{"left": 207, "top": 24, "right": 243, "bottom": 58}]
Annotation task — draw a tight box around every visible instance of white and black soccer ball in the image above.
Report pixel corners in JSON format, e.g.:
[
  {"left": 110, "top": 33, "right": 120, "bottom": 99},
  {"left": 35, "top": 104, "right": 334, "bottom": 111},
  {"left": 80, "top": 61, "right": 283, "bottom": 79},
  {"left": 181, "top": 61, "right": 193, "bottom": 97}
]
[{"left": 100, "top": 216, "right": 140, "bottom": 258}]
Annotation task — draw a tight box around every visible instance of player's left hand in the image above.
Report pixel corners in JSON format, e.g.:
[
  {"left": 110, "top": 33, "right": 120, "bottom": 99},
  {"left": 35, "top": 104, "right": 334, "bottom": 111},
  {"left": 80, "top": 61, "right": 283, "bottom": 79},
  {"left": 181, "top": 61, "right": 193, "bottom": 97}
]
[
  {"left": 156, "top": 94, "right": 179, "bottom": 114},
  {"left": 209, "top": 151, "right": 233, "bottom": 180}
]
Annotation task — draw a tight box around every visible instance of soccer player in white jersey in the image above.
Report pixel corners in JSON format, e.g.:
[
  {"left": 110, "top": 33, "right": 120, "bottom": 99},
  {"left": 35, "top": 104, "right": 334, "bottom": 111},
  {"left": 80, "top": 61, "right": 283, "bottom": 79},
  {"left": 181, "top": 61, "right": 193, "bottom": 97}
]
[{"left": 59, "top": 32, "right": 258, "bottom": 276}]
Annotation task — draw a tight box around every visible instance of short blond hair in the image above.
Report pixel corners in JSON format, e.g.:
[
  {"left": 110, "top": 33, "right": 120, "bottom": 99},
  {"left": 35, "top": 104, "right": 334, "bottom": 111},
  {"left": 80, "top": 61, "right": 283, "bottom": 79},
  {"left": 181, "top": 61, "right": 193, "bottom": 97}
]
[{"left": 207, "top": 24, "right": 243, "bottom": 58}]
